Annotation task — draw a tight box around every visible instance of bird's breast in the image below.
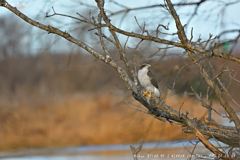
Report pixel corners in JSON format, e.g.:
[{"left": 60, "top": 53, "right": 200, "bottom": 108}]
[{"left": 138, "top": 68, "right": 151, "bottom": 87}]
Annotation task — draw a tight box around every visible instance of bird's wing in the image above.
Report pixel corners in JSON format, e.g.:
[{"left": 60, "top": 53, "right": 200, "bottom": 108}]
[{"left": 147, "top": 70, "right": 159, "bottom": 89}]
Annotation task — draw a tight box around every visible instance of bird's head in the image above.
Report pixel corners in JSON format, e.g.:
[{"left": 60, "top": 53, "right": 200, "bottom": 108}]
[{"left": 140, "top": 63, "right": 151, "bottom": 69}]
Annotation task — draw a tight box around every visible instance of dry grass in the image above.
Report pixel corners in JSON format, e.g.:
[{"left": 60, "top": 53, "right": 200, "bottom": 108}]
[
  {"left": 0, "top": 54, "right": 231, "bottom": 151},
  {"left": 0, "top": 92, "right": 213, "bottom": 151}
]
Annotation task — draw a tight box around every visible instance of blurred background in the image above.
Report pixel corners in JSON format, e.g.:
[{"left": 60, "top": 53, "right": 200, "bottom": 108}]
[{"left": 0, "top": 0, "right": 240, "bottom": 159}]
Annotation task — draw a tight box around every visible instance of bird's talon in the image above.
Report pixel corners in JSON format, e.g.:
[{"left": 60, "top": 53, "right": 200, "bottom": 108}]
[
  {"left": 143, "top": 91, "right": 152, "bottom": 98},
  {"left": 143, "top": 91, "right": 149, "bottom": 96},
  {"left": 146, "top": 92, "right": 152, "bottom": 98},
  {"left": 148, "top": 92, "right": 152, "bottom": 98}
]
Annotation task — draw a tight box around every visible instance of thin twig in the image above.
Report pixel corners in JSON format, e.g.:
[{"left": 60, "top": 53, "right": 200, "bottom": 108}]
[
  {"left": 188, "top": 141, "right": 199, "bottom": 160},
  {"left": 46, "top": 7, "right": 89, "bottom": 23},
  {"left": 124, "top": 36, "right": 130, "bottom": 53},
  {"left": 130, "top": 140, "right": 144, "bottom": 160}
]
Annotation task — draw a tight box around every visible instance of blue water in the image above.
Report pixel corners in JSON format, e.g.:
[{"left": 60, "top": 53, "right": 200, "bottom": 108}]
[
  {"left": 0, "top": 140, "right": 223, "bottom": 160},
  {"left": 1, "top": 155, "right": 132, "bottom": 160}
]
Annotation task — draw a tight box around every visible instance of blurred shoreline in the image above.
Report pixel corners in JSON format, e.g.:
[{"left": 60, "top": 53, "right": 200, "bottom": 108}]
[{"left": 0, "top": 140, "right": 215, "bottom": 159}]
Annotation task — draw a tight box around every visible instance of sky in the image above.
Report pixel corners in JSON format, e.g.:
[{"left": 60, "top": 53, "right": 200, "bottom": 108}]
[{"left": 0, "top": 0, "right": 240, "bottom": 55}]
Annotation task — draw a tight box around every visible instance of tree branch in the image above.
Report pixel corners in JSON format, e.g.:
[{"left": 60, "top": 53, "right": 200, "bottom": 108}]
[
  {"left": 165, "top": 0, "right": 240, "bottom": 141},
  {"left": 130, "top": 140, "right": 144, "bottom": 160},
  {"left": 95, "top": 0, "right": 138, "bottom": 84}
]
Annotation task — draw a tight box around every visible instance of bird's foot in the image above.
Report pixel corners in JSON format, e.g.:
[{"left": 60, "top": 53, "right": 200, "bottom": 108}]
[
  {"left": 143, "top": 91, "right": 152, "bottom": 98},
  {"left": 147, "top": 92, "right": 152, "bottom": 98},
  {"left": 143, "top": 90, "right": 148, "bottom": 96}
]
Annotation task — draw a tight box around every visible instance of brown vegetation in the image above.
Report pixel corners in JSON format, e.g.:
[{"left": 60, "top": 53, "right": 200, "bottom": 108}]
[
  {"left": 1, "top": 92, "right": 212, "bottom": 150},
  {"left": 1, "top": 54, "right": 234, "bottom": 150}
]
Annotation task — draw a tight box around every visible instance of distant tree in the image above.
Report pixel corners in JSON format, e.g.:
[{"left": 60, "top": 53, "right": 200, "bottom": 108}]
[
  {"left": 0, "top": 15, "right": 28, "bottom": 58},
  {"left": 1, "top": 0, "right": 240, "bottom": 159}
]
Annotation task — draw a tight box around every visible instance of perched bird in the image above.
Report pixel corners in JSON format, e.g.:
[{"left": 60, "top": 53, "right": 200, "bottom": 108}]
[{"left": 138, "top": 63, "right": 161, "bottom": 98}]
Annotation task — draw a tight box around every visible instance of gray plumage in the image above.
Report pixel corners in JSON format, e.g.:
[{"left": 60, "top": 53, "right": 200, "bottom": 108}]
[{"left": 138, "top": 63, "right": 161, "bottom": 98}]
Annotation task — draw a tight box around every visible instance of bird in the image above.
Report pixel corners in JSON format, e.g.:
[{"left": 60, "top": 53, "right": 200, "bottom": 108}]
[{"left": 138, "top": 63, "right": 161, "bottom": 98}]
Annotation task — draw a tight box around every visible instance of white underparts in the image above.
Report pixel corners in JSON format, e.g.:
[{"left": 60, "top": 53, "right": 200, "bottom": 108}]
[{"left": 138, "top": 67, "right": 160, "bottom": 97}]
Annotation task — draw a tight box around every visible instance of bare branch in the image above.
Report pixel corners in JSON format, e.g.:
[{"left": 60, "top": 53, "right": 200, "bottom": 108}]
[
  {"left": 228, "top": 32, "right": 240, "bottom": 55},
  {"left": 166, "top": 0, "right": 188, "bottom": 45},
  {"left": 143, "top": 47, "right": 163, "bottom": 59},
  {"left": 189, "top": 141, "right": 199, "bottom": 160},
  {"left": 203, "top": 33, "right": 213, "bottom": 50},
  {"left": 228, "top": 70, "right": 240, "bottom": 84},
  {"left": 156, "top": 23, "right": 170, "bottom": 38},
  {"left": 94, "top": 15, "right": 111, "bottom": 58},
  {"left": 124, "top": 36, "right": 130, "bottom": 53},
  {"left": 46, "top": 7, "right": 89, "bottom": 23},
  {"left": 205, "top": 119, "right": 236, "bottom": 131},
  {"left": 134, "top": 16, "right": 143, "bottom": 31},
  {"left": 211, "top": 51, "right": 240, "bottom": 64},
  {"left": 216, "top": 29, "right": 240, "bottom": 39},
  {"left": 165, "top": 0, "right": 240, "bottom": 146},
  {"left": 130, "top": 140, "right": 144, "bottom": 160},
  {"left": 96, "top": 0, "right": 138, "bottom": 84},
  {"left": 134, "top": 39, "right": 144, "bottom": 51},
  {"left": 194, "top": 128, "right": 228, "bottom": 159},
  {"left": 108, "top": 0, "right": 208, "bottom": 17},
  {"left": 191, "top": 87, "right": 236, "bottom": 131},
  {"left": 94, "top": 32, "right": 117, "bottom": 46},
  {"left": 189, "top": 27, "right": 193, "bottom": 43},
  {"left": 109, "top": 0, "right": 128, "bottom": 9}
]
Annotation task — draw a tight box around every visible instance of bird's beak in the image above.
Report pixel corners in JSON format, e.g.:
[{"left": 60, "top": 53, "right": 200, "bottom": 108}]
[{"left": 147, "top": 64, "right": 151, "bottom": 67}]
